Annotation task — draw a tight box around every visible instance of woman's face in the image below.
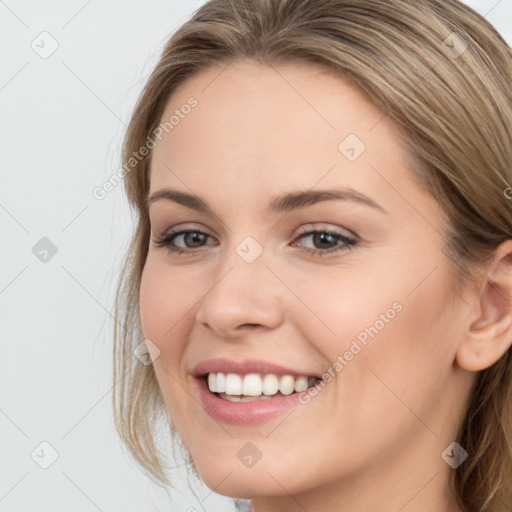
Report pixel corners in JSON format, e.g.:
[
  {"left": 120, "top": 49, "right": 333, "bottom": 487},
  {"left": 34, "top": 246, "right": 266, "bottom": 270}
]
[{"left": 140, "top": 60, "right": 474, "bottom": 507}]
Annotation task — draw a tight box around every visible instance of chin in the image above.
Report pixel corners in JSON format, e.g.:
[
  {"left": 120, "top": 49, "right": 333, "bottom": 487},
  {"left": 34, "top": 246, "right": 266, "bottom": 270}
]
[{"left": 189, "top": 448, "right": 324, "bottom": 499}]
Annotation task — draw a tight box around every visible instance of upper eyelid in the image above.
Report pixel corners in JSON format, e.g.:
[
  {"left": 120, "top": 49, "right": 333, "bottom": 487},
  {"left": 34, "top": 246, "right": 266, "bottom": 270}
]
[{"left": 156, "top": 221, "right": 356, "bottom": 236}]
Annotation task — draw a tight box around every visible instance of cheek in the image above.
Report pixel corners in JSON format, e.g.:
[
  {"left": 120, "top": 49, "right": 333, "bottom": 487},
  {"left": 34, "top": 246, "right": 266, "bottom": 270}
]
[
  {"left": 139, "top": 259, "right": 198, "bottom": 359},
  {"left": 277, "top": 262, "right": 406, "bottom": 357},
  {"left": 287, "top": 255, "right": 456, "bottom": 427},
  {"left": 139, "top": 261, "right": 167, "bottom": 341},
  {"left": 341, "top": 266, "right": 457, "bottom": 434},
  {"left": 139, "top": 260, "right": 198, "bottom": 422}
]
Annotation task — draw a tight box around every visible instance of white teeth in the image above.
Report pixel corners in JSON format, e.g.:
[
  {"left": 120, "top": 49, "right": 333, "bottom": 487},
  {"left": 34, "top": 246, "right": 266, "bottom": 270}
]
[
  {"left": 279, "top": 375, "right": 295, "bottom": 395},
  {"left": 219, "top": 393, "right": 272, "bottom": 402},
  {"left": 216, "top": 372, "right": 226, "bottom": 393},
  {"left": 294, "top": 376, "right": 309, "bottom": 392},
  {"left": 207, "top": 372, "right": 318, "bottom": 397},
  {"left": 225, "top": 373, "right": 242, "bottom": 395},
  {"left": 207, "top": 373, "right": 216, "bottom": 392},
  {"left": 262, "top": 374, "right": 279, "bottom": 395},
  {"left": 242, "top": 373, "right": 262, "bottom": 396}
]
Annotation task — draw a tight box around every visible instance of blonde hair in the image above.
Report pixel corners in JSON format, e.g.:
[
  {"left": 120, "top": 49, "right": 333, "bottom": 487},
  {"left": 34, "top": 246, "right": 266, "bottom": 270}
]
[{"left": 112, "top": 1, "right": 512, "bottom": 509}]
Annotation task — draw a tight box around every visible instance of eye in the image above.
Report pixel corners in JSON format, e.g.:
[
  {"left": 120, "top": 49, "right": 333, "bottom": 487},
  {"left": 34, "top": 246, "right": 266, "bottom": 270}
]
[
  {"left": 291, "top": 229, "right": 357, "bottom": 256},
  {"left": 152, "top": 229, "right": 216, "bottom": 255},
  {"left": 152, "top": 226, "right": 357, "bottom": 257}
]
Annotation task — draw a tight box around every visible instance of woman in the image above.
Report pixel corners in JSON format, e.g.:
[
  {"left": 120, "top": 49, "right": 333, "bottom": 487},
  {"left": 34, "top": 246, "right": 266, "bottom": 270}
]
[{"left": 113, "top": 0, "right": 512, "bottom": 510}]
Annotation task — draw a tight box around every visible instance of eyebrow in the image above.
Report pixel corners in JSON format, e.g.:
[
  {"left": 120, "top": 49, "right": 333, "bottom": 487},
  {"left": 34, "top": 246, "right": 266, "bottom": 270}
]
[{"left": 147, "top": 187, "right": 387, "bottom": 214}]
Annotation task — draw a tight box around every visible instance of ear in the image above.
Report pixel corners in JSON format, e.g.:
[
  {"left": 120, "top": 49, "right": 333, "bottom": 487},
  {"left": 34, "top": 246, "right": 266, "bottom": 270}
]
[{"left": 456, "top": 239, "right": 512, "bottom": 372}]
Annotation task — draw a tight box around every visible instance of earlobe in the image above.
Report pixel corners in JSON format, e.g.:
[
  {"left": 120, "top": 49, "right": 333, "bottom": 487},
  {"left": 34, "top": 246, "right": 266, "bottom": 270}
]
[{"left": 456, "top": 240, "right": 512, "bottom": 372}]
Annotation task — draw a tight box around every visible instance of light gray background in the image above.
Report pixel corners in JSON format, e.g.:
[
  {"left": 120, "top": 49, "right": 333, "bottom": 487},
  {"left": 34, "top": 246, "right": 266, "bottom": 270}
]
[{"left": 1, "top": 1, "right": 510, "bottom": 511}]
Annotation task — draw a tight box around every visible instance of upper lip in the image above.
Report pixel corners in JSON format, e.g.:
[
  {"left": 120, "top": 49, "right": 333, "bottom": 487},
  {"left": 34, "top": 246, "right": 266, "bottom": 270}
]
[{"left": 191, "top": 358, "right": 321, "bottom": 378}]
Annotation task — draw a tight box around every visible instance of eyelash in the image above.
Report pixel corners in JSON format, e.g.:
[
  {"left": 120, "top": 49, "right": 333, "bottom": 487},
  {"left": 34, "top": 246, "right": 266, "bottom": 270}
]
[{"left": 152, "top": 227, "right": 357, "bottom": 257}]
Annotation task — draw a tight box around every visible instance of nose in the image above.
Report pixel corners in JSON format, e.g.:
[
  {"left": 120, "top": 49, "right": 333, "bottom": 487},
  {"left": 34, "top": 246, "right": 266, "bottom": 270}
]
[{"left": 195, "top": 246, "right": 284, "bottom": 339}]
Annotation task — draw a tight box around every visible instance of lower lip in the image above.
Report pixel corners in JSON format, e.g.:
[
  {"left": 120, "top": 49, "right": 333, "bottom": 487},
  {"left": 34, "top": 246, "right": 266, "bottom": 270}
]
[{"left": 195, "top": 376, "right": 305, "bottom": 425}]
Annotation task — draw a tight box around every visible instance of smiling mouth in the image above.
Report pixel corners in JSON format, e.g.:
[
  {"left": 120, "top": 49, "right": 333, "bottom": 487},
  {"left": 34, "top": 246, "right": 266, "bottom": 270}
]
[{"left": 204, "top": 372, "right": 322, "bottom": 402}]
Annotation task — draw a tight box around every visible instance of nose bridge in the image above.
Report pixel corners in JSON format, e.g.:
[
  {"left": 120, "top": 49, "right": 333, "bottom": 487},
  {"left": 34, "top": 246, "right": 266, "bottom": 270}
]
[{"left": 196, "top": 236, "right": 283, "bottom": 336}]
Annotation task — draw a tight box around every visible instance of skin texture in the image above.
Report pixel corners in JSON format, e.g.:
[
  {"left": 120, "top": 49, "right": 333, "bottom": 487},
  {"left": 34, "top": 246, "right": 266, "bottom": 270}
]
[{"left": 139, "top": 60, "right": 512, "bottom": 512}]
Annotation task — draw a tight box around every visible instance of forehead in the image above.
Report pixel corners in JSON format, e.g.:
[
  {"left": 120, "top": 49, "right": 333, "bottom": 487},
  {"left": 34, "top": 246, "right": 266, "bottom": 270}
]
[
  {"left": 149, "top": 60, "right": 413, "bottom": 211},
  {"left": 153, "top": 60, "right": 386, "bottom": 150}
]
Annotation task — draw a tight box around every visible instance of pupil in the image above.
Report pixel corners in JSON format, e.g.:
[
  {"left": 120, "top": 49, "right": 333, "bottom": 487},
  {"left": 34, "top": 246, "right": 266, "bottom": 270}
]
[
  {"left": 186, "top": 232, "right": 206, "bottom": 247},
  {"left": 315, "top": 233, "right": 336, "bottom": 248}
]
